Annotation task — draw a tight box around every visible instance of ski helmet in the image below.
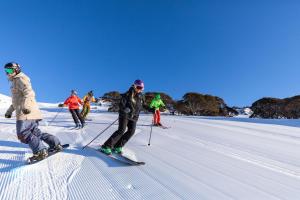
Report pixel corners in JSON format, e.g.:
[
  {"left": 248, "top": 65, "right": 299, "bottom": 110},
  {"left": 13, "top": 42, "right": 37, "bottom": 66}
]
[
  {"left": 133, "top": 79, "right": 144, "bottom": 90},
  {"left": 71, "top": 90, "right": 77, "bottom": 95},
  {"left": 4, "top": 62, "right": 21, "bottom": 74},
  {"left": 88, "top": 90, "right": 93, "bottom": 96}
]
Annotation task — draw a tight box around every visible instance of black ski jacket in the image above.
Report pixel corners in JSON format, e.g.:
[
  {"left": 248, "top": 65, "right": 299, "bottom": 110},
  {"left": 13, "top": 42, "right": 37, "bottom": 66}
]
[{"left": 119, "top": 86, "right": 149, "bottom": 121}]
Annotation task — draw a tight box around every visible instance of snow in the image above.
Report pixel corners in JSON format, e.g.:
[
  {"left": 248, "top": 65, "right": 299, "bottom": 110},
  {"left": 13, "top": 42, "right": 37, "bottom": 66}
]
[
  {"left": 0, "top": 96, "right": 300, "bottom": 199},
  {"left": 0, "top": 94, "right": 11, "bottom": 109},
  {"left": 234, "top": 107, "right": 253, "bottom": 117}
]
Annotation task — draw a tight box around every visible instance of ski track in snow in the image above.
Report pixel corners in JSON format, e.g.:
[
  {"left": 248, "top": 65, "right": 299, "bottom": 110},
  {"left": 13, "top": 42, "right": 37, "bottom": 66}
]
[{"left": 0, "top": 109, "right": 300, "bottom": 199}]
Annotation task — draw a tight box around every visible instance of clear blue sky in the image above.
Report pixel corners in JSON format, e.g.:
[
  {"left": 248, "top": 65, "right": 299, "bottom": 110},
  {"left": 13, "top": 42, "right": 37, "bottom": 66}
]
[{"left": 1, "top": 0, "right": 300, "bottom": 106}]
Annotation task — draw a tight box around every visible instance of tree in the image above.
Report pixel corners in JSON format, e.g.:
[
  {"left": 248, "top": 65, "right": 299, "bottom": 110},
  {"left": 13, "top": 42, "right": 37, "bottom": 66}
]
[{"left": 175, "top": 92, "right": 234, "bottom": 116}]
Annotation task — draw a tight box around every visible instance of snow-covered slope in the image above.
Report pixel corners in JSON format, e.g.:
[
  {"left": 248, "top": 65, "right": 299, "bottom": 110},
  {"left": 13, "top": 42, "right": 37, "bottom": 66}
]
[
  {"left": 0, "top": 102, "right": 300, "bottom": 199},
  {"left": 0, "top": 94, "right": 11, "bottom": 109}
]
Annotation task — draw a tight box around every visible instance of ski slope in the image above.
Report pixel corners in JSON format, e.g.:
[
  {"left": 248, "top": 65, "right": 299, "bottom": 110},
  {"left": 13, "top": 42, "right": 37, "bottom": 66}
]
[{"left": 0, "top": 105, "right": 300, "bottom": 199}]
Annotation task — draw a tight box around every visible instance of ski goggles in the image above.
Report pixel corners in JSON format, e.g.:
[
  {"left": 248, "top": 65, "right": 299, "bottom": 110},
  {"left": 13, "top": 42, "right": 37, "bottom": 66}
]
[
  {"left": 5, "top": 68, "right": 14, "bottom": 75},
  {"left": 135, "top": 86, "right": 144, "bottom": 90}
]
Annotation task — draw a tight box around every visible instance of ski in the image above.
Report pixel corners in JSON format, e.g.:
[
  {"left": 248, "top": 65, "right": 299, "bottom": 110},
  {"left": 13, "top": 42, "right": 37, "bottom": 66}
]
[
  {"left": 70, "top": 126, "right": 85, "bottom": 130},
  {"left": 152, "top": 124, "right": 170, "bottom": 129},
  {"left": 27, "top": 144, "right": 70, "bottom": 165},
  {"left": 159, "top": 125, "right": 170, "bottom": 129},
  {"left": 96, "top": 147, "right": 145, "bottom": 166}
]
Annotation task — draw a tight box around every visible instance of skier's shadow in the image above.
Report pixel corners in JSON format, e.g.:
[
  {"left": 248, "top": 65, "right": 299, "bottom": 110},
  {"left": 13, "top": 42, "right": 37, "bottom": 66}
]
[
  {"left": 0, "top": 140, "right": 27, "bottom": 173},
  {"left": 63, "top": 147, "right": 131, "bottom": 168}
]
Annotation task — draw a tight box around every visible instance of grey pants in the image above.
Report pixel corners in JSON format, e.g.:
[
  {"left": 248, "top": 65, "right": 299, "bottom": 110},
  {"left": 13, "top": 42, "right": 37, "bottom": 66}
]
[{"left": 16, "top": 120, "right": 60, "bottom": 154}]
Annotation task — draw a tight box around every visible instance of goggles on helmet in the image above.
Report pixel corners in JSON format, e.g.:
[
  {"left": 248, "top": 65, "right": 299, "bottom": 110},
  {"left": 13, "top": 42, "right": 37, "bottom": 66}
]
[
  {"left": 136, "top": 86, "right": 144, "bottom": 90},
  {"left": 5, "top": 68, "right": 14, "bottom": 75}
]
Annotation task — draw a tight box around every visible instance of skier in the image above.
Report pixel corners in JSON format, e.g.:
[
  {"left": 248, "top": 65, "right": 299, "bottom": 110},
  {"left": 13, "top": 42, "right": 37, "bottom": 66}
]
[
  {"left": 64, "top": 90, "right": 85, "bottom": 128},
  {"left": 149, "top": 93, "right": 166, "bottom": 126},
  {"left": 101, "top": 79, "right": 150, "bottom": 155},
  {"left": 4, "top": 62, "right": 62, "bottom": 161},
  {"left": 81, "top": 90, "right": 96, "bottom": 120}
]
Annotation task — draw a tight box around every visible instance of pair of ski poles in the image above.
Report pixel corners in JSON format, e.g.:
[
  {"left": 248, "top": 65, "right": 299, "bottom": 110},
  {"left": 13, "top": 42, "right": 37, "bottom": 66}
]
[{"left": 82, "top": 118, "right": 154, "bottom": 150}]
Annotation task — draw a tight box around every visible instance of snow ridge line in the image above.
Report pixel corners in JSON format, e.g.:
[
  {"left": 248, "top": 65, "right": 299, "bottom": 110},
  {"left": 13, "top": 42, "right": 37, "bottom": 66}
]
[
  {"left": 193, "top": 138, "right": 300, "bottom": 179},
  {"left": 151, "top": 143, "right": 299, "bottom": 199},
  {"left": 163, "top": 126, "right": 300, "bottom": 179},
  {"left": 181, "top": 119, "right": 300, "bottom": 146},
  {"left": 202, "top": 120, "right": 300, "bottom": 143},
  {"left": 0, "top": 147, "right": 27, "bottom": 200},
  {"left": 88, "top": 153, "right": 142, "bottom": 200},
  {"left": 68, "top": 157, "right": 123, "bottom": 200},
  {"left": 139, "top": 149, "right": 238, "bottom": 200}
]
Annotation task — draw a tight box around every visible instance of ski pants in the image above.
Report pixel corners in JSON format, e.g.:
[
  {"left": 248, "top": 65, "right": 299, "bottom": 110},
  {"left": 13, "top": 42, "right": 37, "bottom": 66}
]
[
  {"left": 103, "top": 116, "right": 137, "bottom": 148},
  {"left": 81, "top": 104, "right": 90, "bottom": 119},
  {"left": 16, "top": 120, "right": 60, "bottom": 154},
  {"left": 69, "top": 109, "right": 85, "bottom": 125},
  {"left": 153, "top": 110, "right": 161, "bottom": 124}
]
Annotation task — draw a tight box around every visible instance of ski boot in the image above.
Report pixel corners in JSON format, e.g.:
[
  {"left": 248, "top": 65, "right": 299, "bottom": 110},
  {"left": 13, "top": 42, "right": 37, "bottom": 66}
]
[
  {"left": 30, "top": 148, "right": 48, "bottom": 161},
  {"left": 113, "top": 147, "right": 123, "bottom": 154},
  {"left": 157, "top": 123, "right": 163, "bottom": 126},
  {"left": 49, "top": 144, "right": 63, "bottom": 153},
  {"left": 75, "top": 123, "right": 81, "bottom": 129},
  {"left": 100, "top": 146, "right": 112, "bottom": 155}
]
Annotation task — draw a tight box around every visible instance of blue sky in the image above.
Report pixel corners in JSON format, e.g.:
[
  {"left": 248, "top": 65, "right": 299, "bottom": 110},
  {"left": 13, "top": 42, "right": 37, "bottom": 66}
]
[{"left": 1, "top": 0, "right": 300, "bottom": 106}]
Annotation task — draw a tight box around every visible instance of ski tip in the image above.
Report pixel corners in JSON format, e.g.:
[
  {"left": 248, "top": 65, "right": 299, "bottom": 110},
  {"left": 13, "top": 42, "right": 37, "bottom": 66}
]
[{"left": 62, "top": 144, "right": 70, "bottom": 148}]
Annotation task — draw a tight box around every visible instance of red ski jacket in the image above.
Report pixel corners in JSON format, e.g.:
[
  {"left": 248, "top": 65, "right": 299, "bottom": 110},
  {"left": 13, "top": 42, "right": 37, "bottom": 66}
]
[{"left": 64, "top": 95, "right": 83, "bottom": 110}]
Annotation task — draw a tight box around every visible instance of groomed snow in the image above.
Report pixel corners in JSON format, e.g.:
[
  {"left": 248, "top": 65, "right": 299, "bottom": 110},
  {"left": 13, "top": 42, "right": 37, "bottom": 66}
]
[{"left": 0, "top": 103, "right": 300, "bottom": 199}]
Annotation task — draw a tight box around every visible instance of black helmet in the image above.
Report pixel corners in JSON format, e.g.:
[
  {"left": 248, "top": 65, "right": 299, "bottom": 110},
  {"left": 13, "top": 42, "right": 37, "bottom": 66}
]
[
  {"left": 4, "top": 62, "right": 21, "bottom": 74},
  {"left": 88, "top": 90, "right": 93, "bottom": 96}
]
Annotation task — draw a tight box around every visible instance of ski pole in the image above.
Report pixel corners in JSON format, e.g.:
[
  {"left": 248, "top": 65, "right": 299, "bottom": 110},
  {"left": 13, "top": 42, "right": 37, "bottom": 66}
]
[
  {"left": 82, "top": 118, "right": 118, "bottom": 150},
  {"left": 148, "top": 120, "right": 153, "bottom": 146},
  {"left": 48, "top": 107, "right": 64, "bottom": 126}
]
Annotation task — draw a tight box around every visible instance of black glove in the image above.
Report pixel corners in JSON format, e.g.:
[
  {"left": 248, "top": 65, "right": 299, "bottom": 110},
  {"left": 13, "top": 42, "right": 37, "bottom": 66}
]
[
  {"left": 5, "top": 113, "right": 11, "bottom": 118},
  {"left": 128, "top": 114, "right": 133, "bottom": 119},
  {"left": 148, "top": 107, "right": 155, "bottom": 114},
  {"left": 22, "top": 108, "right": 31, "bottom": 114},
  {"left": 124, "top": 107, "right": 131, "bottom": 114}
]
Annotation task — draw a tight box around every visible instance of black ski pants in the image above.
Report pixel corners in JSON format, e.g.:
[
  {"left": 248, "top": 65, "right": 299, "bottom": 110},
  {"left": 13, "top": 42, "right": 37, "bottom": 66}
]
[
  {"left": 103, "top": 116, "right": 137, "bottom": 148},
  {"left": 69, "top": 109, "right": 85, "bottom": 125}
]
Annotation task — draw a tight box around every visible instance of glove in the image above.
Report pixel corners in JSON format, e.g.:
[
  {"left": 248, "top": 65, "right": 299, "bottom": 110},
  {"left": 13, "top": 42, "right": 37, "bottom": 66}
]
[
  {"left": 128, "top": 114, "right": 133, "bottom": 119},
  {"left": 148, "top": 107, "right": 155, "bottom": 114},
  {"left": 124, "top": 107, "right": 131, "bottom": 114},
  {"left": 5, "top": 112, "right": 11, "bottom": 118},
  {"left": 22, "top": 108, "right": 31, "bottom": 114},
  {"left": 161, "top": 107, "right": 167, "bottom": 112}
]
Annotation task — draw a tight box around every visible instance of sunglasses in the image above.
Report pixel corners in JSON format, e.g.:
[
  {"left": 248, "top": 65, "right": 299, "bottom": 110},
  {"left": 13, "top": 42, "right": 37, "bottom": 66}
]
[{"left": 5, "top": 68, "right": 14, "bottom": 75}]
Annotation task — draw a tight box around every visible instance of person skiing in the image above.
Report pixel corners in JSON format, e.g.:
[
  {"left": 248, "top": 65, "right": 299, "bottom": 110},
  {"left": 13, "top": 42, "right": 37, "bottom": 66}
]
[
  {"left": 149, "top": 93, "right": 166, "bottom": 126},
  {"left": 100, "top": 79, "right": 149, "bottom": 155},
  {"left": 81, "top": 90, "right": 96, "bottom": 120},
  {"left": 4, "top": 62, "right": 62, "bottom": 161},
  {"left": 63, "top": 90, "right": 85, "bottom": 128}
]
